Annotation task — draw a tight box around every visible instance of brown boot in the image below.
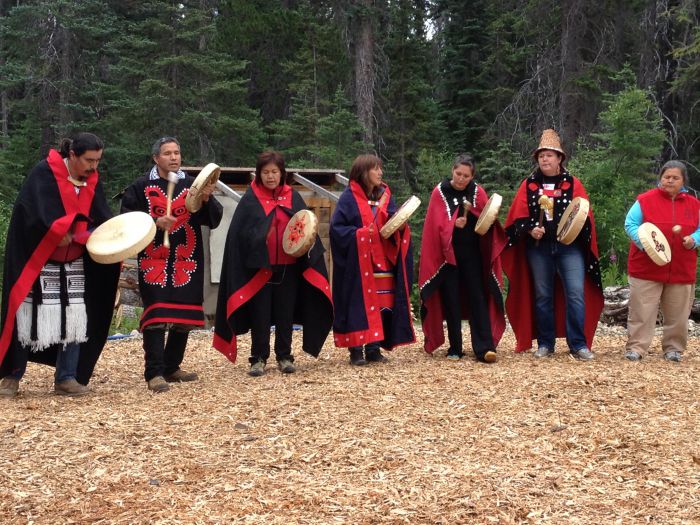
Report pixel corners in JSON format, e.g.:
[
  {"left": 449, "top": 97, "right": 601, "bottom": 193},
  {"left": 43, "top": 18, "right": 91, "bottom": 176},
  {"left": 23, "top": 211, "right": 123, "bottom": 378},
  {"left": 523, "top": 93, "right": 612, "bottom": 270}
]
[
  {"left": 54, "top": 378, "right": 89, "bottom": 397},
  {"left": 164, "top": 369, "right": 199, "bottom": 382},
  {"left": 0, "top": 377, "right": 20, "bottom": 397},
  {"left": 147, "top": 376, "right": 170, "bottom": 393}
]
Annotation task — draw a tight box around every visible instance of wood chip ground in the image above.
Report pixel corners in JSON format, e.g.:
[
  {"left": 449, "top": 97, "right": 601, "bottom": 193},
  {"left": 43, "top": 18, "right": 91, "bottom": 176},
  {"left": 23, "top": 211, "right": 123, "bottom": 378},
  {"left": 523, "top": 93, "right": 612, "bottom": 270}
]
[{"left": 1, "top": 326, "right": 699, "bottom": 524}]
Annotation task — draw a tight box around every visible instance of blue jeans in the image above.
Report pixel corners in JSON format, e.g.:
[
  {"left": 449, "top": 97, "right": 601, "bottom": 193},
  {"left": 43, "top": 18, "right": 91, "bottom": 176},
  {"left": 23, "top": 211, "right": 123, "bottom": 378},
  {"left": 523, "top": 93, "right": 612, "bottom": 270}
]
[
  {"left": 527, "top": 240, "right": 587, "bottom": 352},
  {"left": 55, "top": 342, "right": 80, "bottom": 383}
]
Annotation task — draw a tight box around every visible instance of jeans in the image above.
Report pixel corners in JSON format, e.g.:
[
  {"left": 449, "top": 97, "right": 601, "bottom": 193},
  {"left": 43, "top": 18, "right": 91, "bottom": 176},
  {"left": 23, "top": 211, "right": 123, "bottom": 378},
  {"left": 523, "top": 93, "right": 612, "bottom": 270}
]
[
  {"left": 527, "top": 240, "right": 587, "bottom": 352},
  {"left": 55, "top": 341, "right": 80, "bottom": 383}
]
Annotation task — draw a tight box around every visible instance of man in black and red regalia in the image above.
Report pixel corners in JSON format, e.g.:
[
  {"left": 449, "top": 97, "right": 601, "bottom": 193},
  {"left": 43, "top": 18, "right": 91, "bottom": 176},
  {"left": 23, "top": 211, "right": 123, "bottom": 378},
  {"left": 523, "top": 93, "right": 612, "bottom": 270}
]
[
  {"left": 0, "top": 133, "right": 120, "bottom": 397},
  {"left": 120, "top": 137, "right": 222, "bottom": 393}
]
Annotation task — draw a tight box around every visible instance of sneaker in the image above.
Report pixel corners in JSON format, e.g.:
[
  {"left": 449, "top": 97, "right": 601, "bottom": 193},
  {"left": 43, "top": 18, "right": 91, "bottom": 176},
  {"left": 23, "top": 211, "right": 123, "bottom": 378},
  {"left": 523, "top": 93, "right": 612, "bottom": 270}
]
[
  {"left": 349, "top": 348, "right": 367, "bottom": 366},
  {"left": 663, "top": 351, "right": 681, "bottom": 363},
  {"left": 55, "top": 378, "right": 89, "bottom": 397},
  {"left": 248, "top": 361, "right": 266, "bottom": 377},
  {"left": 164, "top": 369, "right": 199, "bottom": 382},
  {"left": 481, "top": 351, "right": 498, "bottom": 364},
  {"left": 572, "top": 348, "right": 594, "bottom": 361},
  {"left": 446, "top": 354, "right": 461, "bottom": 361},
  {"left": 147, "top": 376, "right": 170, "bottom": 393},
  {"left": 0, "top": 377, "right": 20, "bottom": 397},
  {"left": 278, "top": 359, "right": 296, "bottom": 374},
  {"left": 624, "top": 351, "right": 642, "bottom": 361},
  {"left": 365, "top": 348, "right": 388, "bottom": 363},
  {"left": 534, "top": 346, "right": 554, "bottom": 358}
]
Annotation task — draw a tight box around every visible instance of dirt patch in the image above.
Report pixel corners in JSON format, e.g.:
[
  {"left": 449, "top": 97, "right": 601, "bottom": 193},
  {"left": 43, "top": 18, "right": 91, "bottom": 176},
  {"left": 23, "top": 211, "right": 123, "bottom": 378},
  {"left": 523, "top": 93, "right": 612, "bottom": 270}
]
[{"left": 1, "top": 327, "right": 699, "bottom": 524}]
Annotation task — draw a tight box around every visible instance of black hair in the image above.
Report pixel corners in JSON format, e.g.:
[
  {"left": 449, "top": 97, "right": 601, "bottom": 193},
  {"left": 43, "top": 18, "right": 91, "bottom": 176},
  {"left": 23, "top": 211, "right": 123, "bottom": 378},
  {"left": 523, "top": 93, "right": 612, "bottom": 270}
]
[{"left": 58, "top": 132, "right": 104, "bottom": 158}]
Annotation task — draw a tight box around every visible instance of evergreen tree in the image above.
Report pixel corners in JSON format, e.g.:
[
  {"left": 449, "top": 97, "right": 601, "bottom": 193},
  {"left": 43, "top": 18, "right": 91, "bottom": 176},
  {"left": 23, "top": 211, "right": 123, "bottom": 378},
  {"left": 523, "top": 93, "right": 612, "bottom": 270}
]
[
  {"left": 569, "top": 84, "right": 665, "bottom": 278},
  {"left": 378, "top": 0, "right": 440, "bottom": 192},
  {"left": 100, "top": 0, "right": 264, "bottom": 195}
]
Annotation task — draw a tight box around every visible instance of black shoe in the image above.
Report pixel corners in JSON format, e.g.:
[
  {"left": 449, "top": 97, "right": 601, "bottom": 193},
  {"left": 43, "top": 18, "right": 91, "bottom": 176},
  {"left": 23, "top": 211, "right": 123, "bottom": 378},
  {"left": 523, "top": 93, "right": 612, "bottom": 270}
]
[
  {"left": 365, "top": 348, "right": 388, "bottom": 363},
  {"left": 349, "top": 348, "right": 367, "bottom": 366}
]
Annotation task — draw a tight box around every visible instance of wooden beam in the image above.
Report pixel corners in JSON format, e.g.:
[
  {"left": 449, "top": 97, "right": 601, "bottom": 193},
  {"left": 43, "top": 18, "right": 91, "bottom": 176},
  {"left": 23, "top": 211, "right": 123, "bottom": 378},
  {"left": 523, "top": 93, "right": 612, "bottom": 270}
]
[
  {"left": 215, "top": 180, "right": 242, "bottom": 202},
  {"left": 292, "top": 173, "right": 340, "bottom": 202},
  {"left": 335, "top": 173, "right": 349, "bottom": 186}
]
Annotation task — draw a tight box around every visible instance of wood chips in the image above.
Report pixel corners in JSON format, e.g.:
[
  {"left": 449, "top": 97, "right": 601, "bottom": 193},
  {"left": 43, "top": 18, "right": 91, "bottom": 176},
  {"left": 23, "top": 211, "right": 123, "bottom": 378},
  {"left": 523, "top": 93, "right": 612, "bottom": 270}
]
[{"left": 1, "top": 326, "right": 699, "bottom": 524}]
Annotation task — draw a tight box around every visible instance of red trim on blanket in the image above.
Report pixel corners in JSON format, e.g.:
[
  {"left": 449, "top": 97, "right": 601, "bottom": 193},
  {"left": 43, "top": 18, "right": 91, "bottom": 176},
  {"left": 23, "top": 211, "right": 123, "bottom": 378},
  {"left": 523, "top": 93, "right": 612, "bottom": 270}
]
[
  {"left": 0, "top": 216, "right": 75, "bottom": 362},
  {"left": 213, "top": 332, "right": 237, "bottom": 363},
  {"left": 141, "top": 301, "right": 205, "bottom": 318},
  {"left": 302, "top": 267, "right": 333, "bottom": 303},
  {"left": 140, "top": 317, "right": 205, "bottom": 330},
  {"left": 226, "top": 268, "right": 273, "bottom": 318}
]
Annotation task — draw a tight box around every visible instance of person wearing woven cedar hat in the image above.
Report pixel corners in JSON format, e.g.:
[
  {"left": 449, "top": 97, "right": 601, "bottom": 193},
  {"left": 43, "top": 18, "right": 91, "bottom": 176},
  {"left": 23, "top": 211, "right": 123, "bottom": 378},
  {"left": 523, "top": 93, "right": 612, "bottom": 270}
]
[
  {"left": 419, "top": 154, "right": 506, "bottom": 363},
  {"left": 623, "top": 160, "right": 700, "bottom": 363},
  {"left": 120, "top": 137, "right": 222, "bottom": 392},
  {"left": 330, "top": 154, "right": 415, "bottom": 365},
  {"left": 501, "top": 129, "right": 603, "bottom": 360},
  {"left": 213, "top": 151, "right": 333, "bottom": 376},
  {"left": 0, "top": 133, "right": 120, "bottom": 397}
]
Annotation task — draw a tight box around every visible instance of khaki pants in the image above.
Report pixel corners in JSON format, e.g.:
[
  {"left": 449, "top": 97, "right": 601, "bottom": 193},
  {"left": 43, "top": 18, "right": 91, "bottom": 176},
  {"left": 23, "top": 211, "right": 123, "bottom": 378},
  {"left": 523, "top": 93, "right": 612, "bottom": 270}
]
[{"left": 625, "top": 276, "right": 695, "bottom": 356}]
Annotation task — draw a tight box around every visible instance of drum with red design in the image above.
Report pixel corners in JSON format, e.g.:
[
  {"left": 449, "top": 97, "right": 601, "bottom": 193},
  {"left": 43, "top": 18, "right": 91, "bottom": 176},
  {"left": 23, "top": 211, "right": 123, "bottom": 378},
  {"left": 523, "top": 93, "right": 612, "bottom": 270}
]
[
  {"left": 373, "top": 272, "right": 395, "bottom": 309},
  {"left": 282, "top": 209, "right": 318, "bottom": 257}
]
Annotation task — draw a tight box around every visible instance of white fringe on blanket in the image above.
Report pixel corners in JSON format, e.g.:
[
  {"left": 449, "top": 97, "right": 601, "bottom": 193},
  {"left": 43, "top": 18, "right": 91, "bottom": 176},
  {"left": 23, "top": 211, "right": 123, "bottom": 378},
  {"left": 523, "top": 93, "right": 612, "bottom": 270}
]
[{"left": 15, "top": 259, "right": 89, "bottom": 352}]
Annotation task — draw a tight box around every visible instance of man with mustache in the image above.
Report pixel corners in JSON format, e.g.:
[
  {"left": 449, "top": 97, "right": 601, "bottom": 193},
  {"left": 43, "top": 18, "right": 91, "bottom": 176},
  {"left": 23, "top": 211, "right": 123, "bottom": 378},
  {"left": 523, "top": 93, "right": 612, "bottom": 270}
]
[
  {"left": 120, "top": 137, "right": 222, "bottom": 393},
  {"left": 0, "top": 133, "right": 120, "bottom": 397}
]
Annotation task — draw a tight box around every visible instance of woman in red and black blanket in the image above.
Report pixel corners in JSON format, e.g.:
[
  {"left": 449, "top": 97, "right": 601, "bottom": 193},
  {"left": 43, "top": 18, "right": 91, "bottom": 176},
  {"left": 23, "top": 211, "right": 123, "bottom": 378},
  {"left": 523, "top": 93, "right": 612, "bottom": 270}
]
[
  {"left": 419, "top": 154, "right": 506, "bottom": 363},
  {"left": 502, "top": 129, "right": 603, "bottom": 360},
  {"left": 330, "top": 154, "right": 415, "bottom": 366},
  {"left": 214, "top": 151, "right": 333, "bottom": 377}
]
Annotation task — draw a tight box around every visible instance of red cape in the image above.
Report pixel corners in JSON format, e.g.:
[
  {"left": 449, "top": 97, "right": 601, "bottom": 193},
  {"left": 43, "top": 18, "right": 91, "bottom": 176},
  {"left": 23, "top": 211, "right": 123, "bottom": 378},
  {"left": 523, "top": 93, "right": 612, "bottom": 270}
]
[
  {"left": 501, "top": 173, "right": 604, "bottom": 352},
  {"left": 419, "top": 182, "right": 506, "bottom": 353}
]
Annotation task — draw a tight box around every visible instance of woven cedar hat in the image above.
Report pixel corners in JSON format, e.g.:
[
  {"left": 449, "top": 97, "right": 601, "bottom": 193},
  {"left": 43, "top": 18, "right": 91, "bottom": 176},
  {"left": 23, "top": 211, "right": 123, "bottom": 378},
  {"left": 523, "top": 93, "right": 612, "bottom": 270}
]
[{"left": 532, "top": 129, "right": 567, "bottom": 162}]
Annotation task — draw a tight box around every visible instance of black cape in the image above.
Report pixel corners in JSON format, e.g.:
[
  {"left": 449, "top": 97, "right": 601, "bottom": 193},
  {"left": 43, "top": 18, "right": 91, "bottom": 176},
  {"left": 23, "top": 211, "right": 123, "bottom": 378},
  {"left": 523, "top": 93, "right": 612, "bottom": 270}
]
[
  {"left": 0, "top": 150, "right": 120, "bottom": 385},
  {"left": 213, "top": 185, "right": 333, "bottom": 363}
]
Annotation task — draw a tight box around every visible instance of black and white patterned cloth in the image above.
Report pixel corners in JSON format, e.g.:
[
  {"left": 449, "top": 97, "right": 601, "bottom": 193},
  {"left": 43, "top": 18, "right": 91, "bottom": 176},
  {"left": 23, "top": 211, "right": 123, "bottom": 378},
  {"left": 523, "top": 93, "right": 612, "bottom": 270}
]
[{"left": 16, "top": 259, "right": 87, "bottom": 351}]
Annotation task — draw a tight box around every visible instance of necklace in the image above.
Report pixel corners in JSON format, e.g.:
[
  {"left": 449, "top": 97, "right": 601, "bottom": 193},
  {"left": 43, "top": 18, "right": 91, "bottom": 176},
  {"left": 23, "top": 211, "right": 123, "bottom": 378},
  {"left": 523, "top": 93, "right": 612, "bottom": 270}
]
[{"left": 64, "top": 158, "right": 87, "bottom": 187}]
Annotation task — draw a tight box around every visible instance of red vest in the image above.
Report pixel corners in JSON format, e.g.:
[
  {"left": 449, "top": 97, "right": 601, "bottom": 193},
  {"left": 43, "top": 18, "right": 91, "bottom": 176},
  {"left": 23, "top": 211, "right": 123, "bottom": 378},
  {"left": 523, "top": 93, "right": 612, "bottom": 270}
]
[{"left": 628, "top": 188, "right": 700, "bottom": 283}]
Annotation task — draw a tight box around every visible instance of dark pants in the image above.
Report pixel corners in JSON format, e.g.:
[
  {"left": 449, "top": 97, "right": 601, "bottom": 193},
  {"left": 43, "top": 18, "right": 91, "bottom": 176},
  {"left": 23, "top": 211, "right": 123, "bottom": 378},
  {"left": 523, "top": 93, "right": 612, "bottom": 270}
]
[
  {"left": 439, "top": 252, "right": 494, "bottom": 358},
  {"left": 142, "top": 327, "right": 190, "bottom": 381},
  {"left": 248, "top": 265, "right": 300, "bottom": 365},
  {"left": 349, "top": 342, "right": 381, "bottom": 354}
]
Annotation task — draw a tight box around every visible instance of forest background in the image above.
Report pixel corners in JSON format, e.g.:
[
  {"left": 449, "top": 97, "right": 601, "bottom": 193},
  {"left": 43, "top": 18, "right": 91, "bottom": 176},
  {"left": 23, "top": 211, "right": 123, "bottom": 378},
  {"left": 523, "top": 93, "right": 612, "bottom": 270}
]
[{"left": 0, "top": 0, "right": 698, "bottom": 296}]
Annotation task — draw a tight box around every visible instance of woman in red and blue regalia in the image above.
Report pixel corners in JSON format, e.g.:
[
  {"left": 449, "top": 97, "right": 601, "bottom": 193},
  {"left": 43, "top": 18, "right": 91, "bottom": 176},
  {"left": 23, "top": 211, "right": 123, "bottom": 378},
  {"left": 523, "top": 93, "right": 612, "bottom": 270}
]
[{"left": 330, "top": 154, "right": 415, "bottom": 365}]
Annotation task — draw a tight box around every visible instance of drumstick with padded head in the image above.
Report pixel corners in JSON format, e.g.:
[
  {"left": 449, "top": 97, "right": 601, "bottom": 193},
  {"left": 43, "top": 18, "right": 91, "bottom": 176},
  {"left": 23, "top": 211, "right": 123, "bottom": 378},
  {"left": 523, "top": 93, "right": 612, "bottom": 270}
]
[
  {"left": 536, "top": 196, "right": 553, "bottom": 246},
  {"left": 163, "top": 171, "right": 178, "bottom": 249}
]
